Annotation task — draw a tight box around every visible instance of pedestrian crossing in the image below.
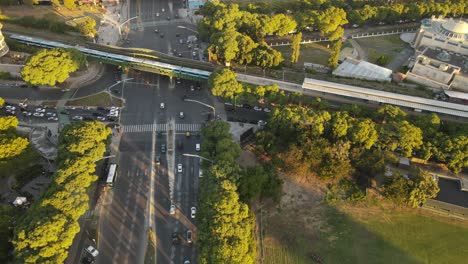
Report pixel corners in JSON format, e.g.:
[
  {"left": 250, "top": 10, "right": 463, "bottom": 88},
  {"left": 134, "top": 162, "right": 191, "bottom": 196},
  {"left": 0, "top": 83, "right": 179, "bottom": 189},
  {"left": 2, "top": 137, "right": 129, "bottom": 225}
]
[{"left": 122, "top": 123, "right": 203, "bottom": 133}]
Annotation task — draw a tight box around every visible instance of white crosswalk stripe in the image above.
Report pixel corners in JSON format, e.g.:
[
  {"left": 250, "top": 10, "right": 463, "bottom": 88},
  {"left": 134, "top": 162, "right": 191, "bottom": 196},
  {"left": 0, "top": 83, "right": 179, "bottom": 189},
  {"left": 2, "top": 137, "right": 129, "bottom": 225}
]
[{"left": 122, "top": 123, "right": 202, "bottom": 133}]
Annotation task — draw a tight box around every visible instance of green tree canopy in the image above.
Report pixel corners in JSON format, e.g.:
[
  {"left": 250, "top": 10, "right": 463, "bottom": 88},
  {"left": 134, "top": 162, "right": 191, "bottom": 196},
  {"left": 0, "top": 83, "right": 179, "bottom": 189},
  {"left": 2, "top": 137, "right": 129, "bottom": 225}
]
[
  {"left": 208, "top": 68, "right": 243, "bottom": 99},
  {"left": 290, "top": 32, "right": 302, "bottom": 63},
  {"left": 209, "top": 28, "right": 241, "bottom": 64},
  {"left": 377, "top": 105, "right": 407, "bottom": 123},
  {"left": 63, "top": 0, "right": 76, "bottom": 9},
  {"left": 21, "top": 48, "right": 86, "bottom": 86},
  {"left": 396, "top": 121, "right": 423, "bottom": 157},
  {"left": 0, "top": 135, "right": 29, "bottom": 159},
  {"left": 253, "top": 43, "right": 283, "bottom": 68},
  {"left": 76, "top": 17, "right": 97, "bottom": 37},
  {"left": 348, "top": 118, "right": 378, "bottom": 149},
  {"left": 0, "top": 116, "right": 18, "bottom": 131}
]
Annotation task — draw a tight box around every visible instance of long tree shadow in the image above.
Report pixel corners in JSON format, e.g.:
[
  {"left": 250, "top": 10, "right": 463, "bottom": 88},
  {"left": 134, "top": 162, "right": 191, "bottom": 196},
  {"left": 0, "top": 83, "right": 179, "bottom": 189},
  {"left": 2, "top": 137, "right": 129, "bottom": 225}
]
[{"left": 260, "top": 178, "right": 424, "bottom": 264}]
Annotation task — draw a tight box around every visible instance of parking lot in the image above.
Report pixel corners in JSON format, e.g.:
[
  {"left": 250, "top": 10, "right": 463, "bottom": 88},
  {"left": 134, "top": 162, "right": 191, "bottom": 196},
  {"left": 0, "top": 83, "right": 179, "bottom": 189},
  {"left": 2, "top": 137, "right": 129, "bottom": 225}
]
[{"left": 0, "top": 101, "right": 121, "bottom": 124}]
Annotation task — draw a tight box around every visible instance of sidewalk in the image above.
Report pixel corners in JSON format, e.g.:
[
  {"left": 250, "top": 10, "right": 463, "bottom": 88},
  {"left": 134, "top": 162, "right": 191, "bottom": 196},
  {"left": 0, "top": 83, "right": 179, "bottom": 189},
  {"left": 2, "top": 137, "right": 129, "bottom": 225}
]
[
  {"left": 67, "top": 61, "right": 105, "bottom": 90},
  {"left": 98, "top": 0, "right": 130, "bottom": 45}
]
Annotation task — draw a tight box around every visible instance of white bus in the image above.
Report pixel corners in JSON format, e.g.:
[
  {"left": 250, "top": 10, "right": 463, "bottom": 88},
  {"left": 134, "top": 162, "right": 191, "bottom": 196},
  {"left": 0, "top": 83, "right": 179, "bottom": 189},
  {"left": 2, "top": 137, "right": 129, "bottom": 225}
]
[{"left": 106, "top": 164, "right": 118, "bottom": 187}]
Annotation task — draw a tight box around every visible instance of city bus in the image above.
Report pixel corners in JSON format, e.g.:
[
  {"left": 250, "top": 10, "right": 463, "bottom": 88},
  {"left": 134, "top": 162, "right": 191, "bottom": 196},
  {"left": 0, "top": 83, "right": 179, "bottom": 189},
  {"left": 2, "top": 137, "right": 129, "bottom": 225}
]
[{"left": 106, "top": 164, "right": 118, "bottom": 187}]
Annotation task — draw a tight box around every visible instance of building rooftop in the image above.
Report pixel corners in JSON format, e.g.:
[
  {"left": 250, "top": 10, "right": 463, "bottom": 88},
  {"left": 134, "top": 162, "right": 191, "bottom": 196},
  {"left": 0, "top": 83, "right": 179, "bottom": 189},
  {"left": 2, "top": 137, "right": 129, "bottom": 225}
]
[
  {"left": 418, "top": 47, "right": 468, "bottom": 74},
  {"left": 332, "top": 58, "right": 392, "bottom": 82},
  {"left": 421, "top": 16, "right": 468, "bottom": 41},
  {"left": 442, "top": 19, "right": 468, "bottom": 35}
]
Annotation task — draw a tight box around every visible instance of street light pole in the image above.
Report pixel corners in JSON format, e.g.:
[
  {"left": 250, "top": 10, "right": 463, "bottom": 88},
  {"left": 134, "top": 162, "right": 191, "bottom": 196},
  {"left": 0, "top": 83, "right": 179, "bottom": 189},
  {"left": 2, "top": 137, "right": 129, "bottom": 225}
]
[
  {"left": 183, "top": 98, "right": 215, "bottom": 118},
  {"left": 118, "top": 16, "right": 139, "bottom": 36},
  {"left": 182, "top": 153, "right": 214, "bottom": 163}
]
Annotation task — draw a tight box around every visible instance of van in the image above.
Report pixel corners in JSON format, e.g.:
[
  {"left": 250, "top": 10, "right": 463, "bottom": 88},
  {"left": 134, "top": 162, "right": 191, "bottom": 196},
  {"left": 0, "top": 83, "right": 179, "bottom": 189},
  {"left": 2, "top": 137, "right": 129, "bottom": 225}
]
[{"left": 196, "top": 143, "right": 200, "bottom": 152}]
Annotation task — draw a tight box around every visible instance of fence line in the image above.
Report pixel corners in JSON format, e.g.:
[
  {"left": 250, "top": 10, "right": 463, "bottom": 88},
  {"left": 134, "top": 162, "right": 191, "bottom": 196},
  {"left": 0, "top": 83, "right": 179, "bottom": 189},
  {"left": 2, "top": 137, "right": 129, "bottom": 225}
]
[
  {"left": 422, "top": 199, "right": 468, "bottom": 220},
  {"left": 268, "top": 28, "right": 418, "bottom": 47}
]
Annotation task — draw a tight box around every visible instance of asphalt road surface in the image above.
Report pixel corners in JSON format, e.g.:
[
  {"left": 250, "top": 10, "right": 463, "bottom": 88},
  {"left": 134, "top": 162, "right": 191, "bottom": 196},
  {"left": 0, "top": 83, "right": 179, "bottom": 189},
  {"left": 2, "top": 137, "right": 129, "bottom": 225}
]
[
  {"left": 97, "top": 71, "right": 214, "bottom": 264},
  {"left": 126, "top": 0, "right": 203, "bottom": 61}
]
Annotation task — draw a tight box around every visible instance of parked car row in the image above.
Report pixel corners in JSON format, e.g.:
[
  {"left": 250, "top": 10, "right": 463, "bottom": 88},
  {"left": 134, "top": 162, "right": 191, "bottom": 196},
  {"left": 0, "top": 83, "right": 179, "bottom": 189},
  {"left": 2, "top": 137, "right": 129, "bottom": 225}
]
[{"left": 224, "top": 102, "right": 271, "bottom": 113}]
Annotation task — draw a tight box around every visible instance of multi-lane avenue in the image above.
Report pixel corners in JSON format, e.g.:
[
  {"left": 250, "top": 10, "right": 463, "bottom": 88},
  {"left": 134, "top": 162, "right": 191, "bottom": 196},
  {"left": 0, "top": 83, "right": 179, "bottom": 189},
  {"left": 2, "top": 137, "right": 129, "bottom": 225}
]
[{"left": 97, "top": 70, "right": 212, "bottom": 263}]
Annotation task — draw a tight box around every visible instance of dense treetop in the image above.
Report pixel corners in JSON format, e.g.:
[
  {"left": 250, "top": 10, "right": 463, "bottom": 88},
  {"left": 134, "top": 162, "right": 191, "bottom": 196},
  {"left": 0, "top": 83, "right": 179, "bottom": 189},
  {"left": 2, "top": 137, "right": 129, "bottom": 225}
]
[
  {"left": 20, "top": 48, "right": 86, "bottom": 86},
  {"left": 13, "top": 121, "right": 111, "bottom": 263}
]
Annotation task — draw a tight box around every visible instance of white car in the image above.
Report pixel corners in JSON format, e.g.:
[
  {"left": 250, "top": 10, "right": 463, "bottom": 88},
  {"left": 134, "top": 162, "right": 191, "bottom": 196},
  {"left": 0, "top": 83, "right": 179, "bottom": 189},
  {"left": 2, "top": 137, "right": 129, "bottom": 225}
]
[
  {"left": 5, "top": 105, "right": 16, "bottom": 110},
  {"left": 72, "top": 116, "right": 83, "bottom": 121},
  {"left": 33, "top": 112, "right": 44, "bottom": 117},
  {"left": 66, "top": 106, "right": 76, "bottom": 110},
  {"left": 199, "top": 169, "right": 203, "bottom": 178},
  {"left": 160, "top": 102, "right": 165, "bottom": 109},
  {"left": 96, "top": 116, "right": 106, "bottom": 121},
  {"left": 18, "top": 103, "right": 27, "bottom": 108},
  {"left": 85, "top": 245, "right": 99, "bottom": 257},
  {"left": 110, "top": 106, "right": 119, "bottom": 111},
  {"left": 258, "top": 120, "right": 267, "bottom": 127},
  {"left": 169, "top": 204, "right": 175, "bottom": 215},
  {"left": 177, "top": 163, "right": 182, "bottom": 173},
  {"left": 179, "top": 112, "right": 184, "bottom": 118},
  {"left": 253, "top": 106, "right": 262, "bottom": 111},
  {"left": 191, "top": 207, "right": 196, "bottom": 218},
  {"left": 263, "top": 108, "right": 271, "bottom": 113},
  {"left": 6, "top": 109, "right": 15, "bottom": 115},
  {"left": 46, "top": 112, "right": 56, "bottom": 116},
  {"left": 35, "top": 108, "right": 46, "bottom": 113},
  {"left": 48, "top": 116, "right": 58, "bottom": 121},
  {"left": 22, "top": 111, "right": 32, "bottom": 117},
  {"left": 184, "top": 261, "right": 190, "bottom": 264}
]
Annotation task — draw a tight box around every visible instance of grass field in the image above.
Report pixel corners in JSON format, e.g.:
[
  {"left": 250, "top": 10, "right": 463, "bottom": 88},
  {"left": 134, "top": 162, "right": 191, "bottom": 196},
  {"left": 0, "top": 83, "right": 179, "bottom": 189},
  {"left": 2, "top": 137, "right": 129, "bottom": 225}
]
[
  {"left": 1, "top": 5, "right": 104, "bottom": 21},
  {"left": 261, "top": 177, "right": 468, "bottom": 264},
  {"left": 67, "top": 92, "right": 122, "bottom": 107},
  {"left": 356, "top": 35, "right": 409, "bottom": 65},
  {"left": 275, "top": 42, "right": 330, "bottom": 66}
]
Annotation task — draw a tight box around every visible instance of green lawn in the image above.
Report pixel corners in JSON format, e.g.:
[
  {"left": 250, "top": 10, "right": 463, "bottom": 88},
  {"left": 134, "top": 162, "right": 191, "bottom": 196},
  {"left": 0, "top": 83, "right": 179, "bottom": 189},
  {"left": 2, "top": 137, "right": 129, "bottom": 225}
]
[
  {"left": 263, "top": 202, "right": 468, "bottom": 264},
  {"left": 66, "top": 92, "right": 122, "bottom": 107},
  {"left": 275, "top": 42, "right": 330, "bottom": 66}
]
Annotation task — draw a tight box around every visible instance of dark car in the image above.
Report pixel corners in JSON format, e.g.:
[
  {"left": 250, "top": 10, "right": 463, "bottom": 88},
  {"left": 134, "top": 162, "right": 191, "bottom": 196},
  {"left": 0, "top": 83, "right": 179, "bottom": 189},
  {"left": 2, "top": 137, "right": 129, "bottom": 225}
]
[
  {"left": 92, "top": 112, "right": 103, "bottom": 117},
  {"left": 83, "top": 116, "right": 94, "bottom": 121},
  {"left": 60, "top": 111, "right": 70, "bottom": 115},
  {"left": 243, "top": 104, "right": 252, "bottom": 109},
  {"left": 160, "top": 33, "right": 165, "bottom": 38},
  {"left": 97, "top": 107, "right": 106, "bottom": 111},
  {"left": 156, "top": 155, "right": 161, "bottom": 165},
  {"left": 172, "top": 232, "right": 182, "bottom": 244}
]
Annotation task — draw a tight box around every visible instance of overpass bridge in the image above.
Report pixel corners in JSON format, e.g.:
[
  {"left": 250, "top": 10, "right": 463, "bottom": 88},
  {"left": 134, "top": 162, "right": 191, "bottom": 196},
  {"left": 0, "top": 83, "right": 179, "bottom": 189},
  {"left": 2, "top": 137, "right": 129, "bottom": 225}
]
[
  {"left": 9, "top": 34, "right": 215, "bottom": 81},
  {"left": 9, "top": 34, "right": 468, "bottom": 119}
]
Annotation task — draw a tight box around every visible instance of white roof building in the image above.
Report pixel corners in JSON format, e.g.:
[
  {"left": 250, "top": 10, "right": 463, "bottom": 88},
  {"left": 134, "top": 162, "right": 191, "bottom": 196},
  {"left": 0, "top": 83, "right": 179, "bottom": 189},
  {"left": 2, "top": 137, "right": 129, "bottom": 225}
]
[
  {"left": 412, "top": 16, "right": 468, "bottom": 55},
  {"left": 332, "top": 57, "right": 393, "bottom": 82}
]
